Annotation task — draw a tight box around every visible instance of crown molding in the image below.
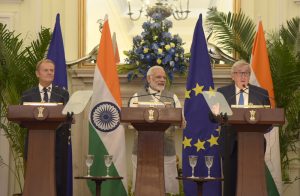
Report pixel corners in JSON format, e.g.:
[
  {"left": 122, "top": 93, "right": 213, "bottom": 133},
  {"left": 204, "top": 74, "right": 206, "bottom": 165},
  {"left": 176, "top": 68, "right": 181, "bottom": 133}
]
[{"left": 0, "top": 0, "right": 23, "bottom": 3}]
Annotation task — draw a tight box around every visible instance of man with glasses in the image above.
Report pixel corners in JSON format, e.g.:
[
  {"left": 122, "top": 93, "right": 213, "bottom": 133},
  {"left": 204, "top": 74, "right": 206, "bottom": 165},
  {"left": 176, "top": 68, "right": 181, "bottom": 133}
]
[{"left": 217, "top": 60, "right": 270, "bottom": 196}]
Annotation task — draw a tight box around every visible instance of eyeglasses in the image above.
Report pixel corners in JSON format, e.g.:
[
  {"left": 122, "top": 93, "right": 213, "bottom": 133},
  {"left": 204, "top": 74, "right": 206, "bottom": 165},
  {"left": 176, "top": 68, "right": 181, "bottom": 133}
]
[{"left": 233, "top": 72, "right": 250, "bottom": 77}]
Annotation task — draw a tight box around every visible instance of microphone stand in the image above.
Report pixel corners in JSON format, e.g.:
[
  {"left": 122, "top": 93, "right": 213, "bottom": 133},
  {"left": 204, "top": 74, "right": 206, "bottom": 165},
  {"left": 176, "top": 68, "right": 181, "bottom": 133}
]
[{"left": 127, "top": 92, "right": 158, "bottom": 107}]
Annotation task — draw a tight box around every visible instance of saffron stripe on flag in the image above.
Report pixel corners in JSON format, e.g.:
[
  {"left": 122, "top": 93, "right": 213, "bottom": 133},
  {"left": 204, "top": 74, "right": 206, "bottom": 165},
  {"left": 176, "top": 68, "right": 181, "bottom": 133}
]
[
  {"left": 250, "top": 20, "right": 282, "bottom": 196},
  {"left": 88, "top": 18, "right": 127, "bottom": 196}
]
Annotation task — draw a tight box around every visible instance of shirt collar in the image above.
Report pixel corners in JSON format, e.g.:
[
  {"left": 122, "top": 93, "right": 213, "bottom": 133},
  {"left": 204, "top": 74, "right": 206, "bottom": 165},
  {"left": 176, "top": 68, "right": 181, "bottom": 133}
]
[
  {"left": 234, "top": 85, "right": 249, "bottom": 94},
  {"left": 39, "top": 84, "right": 52, "bottom": 92},
  {"left": 148, "top": 87, "right": 161, "bottom": 95}
]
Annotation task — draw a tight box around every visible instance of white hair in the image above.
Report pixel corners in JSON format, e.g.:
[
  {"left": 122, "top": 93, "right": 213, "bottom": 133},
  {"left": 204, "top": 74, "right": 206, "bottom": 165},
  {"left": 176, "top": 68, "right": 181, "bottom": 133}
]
[
  {"left": 231, "top": 59, "right": 251, "bottom": 74},
  {"left": 147, "top": 66, "right": 165, "bottom": 76}
]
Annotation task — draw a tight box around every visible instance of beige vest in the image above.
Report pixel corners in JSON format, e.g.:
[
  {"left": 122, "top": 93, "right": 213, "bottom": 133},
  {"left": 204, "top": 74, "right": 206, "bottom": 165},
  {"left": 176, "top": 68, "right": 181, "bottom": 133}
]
[{"left": 132, "top": 88, "right": 176, "bottom": 156}]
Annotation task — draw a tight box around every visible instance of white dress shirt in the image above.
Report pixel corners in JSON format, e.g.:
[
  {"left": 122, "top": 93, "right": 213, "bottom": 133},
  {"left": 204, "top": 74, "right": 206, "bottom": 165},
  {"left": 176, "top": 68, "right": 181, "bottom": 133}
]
[
  {"left": 39, "top": 84, "right": 52, "bottom": 102},
  {"left": 235, "top": 85, "right": 249, "bottom": 105}
]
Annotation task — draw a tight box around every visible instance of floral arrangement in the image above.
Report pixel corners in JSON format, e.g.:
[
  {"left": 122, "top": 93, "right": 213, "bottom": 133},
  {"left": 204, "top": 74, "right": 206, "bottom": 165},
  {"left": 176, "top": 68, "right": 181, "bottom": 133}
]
[{"left": 122, "top": 14, "right": 188, "bottom": 83}]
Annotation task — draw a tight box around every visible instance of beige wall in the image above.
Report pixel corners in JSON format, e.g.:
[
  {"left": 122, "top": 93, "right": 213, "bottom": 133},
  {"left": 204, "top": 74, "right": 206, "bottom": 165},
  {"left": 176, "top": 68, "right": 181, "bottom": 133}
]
[
  {"left": 0, "top": 0, "right": 299, "bottom": 195},
  {"left": 241, "top": 0, "right": 300, "bottom": 31}
]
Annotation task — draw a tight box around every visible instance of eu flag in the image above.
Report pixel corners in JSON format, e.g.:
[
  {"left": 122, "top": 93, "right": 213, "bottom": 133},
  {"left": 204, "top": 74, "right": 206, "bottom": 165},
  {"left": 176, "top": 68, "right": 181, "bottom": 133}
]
[
  {"left": 47, "top": 14, "right": 68, "bottom": 89},
  {"left": 47, "top": 13, "right": 73, "bottom": 196},
  {"left": 182, "top": 14, "right": 221, "bottom": 196}
]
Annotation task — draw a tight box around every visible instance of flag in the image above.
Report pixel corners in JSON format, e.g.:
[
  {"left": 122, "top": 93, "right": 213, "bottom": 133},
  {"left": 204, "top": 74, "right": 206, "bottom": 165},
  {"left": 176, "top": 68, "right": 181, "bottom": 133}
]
[
  {"left": 88, "top": 18, "right": 127, "bottom": 195},
  {"left": 47, "top": 14, "right": 68, "bottom": 90},
  {"left": 112, "top": 32, "right": 120, "bottom": 64},
  {"left": 46, "top": 13, "right": 73, "bottom": 196},
  {"left": 250, "top": 20, "right": 282, "bottom": 196},
  {"left": 182, "top": 14, "right": 221, "bottom": 196}
]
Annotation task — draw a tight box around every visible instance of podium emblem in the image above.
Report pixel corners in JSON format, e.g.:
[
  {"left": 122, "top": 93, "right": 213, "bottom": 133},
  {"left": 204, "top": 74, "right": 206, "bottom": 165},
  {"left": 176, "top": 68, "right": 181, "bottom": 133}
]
[
  {"left": 244, "top": 109, "right": 260, "bottom": 124},
  {"left": 33, "top": 106, "right": 49, "bottom": 120},
  {"left": 143, "top": 108, "right": 159, "bottom": 123},
  {"left": 90, "top": 102, "right": 120, "bottom": 132},
  {"left": 250, "top": 110, "right": 256, "bottom": 121}
]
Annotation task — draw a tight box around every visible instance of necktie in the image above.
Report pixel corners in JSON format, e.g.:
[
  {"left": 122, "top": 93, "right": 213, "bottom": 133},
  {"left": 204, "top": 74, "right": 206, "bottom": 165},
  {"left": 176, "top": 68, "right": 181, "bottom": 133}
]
[
  {"left": 238, "top": 91, "right": 244, "bottom": 105},
  {"left": 43, "top": 87, "right": 49, "bottom": 102}
]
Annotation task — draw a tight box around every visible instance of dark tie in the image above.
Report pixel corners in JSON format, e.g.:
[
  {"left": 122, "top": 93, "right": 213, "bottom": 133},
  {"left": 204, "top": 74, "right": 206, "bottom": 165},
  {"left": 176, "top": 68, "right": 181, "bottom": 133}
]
[
  {"left": 238, "top": 92, "right": 244, "bottom": 105},
  {"left": 43, "top": 87, "right": 49, "bottom": 102}
]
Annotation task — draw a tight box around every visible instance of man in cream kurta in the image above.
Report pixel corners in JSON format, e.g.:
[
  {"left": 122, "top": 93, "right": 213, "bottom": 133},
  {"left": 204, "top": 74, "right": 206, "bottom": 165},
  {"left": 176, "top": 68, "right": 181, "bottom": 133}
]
[{"left": 129, "top": 66, "right": 181, "bottom": 194}]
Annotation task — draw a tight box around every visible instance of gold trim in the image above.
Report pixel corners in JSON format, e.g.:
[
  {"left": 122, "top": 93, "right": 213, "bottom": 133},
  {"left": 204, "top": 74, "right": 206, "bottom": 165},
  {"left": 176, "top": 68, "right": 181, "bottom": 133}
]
[
  {"left": 233, "top": 0, "right": 241, "bottom": 13},
  {"left": 78, "top": 0, "right": 87, "bottom": 68}
]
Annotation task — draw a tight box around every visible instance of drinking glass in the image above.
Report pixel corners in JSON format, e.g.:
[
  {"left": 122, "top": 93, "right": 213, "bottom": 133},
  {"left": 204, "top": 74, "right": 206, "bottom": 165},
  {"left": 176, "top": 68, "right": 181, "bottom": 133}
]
[
  {"left": 205, "top": 155, "right": 214, "bottom": 178},
  {"left": 104, "top": 155, "right": 113, "bottom": 177},
  {"left": 188, "top": 155, "right": 198, "bottom": 178},
  {"left": 85, "top": 154, "right": 94, "bottom": 177}
]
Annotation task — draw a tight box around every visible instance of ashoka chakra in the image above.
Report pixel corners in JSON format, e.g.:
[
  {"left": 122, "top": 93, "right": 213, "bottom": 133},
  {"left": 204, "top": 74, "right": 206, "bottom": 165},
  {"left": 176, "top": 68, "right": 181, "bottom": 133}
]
[{"left": 90, "top": 102, "right": 120, "bottom": 132}]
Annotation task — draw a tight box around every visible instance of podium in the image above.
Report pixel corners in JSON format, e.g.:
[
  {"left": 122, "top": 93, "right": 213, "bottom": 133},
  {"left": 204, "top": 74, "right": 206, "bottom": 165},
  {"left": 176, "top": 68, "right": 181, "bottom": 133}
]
[
  {"left": 121, "top": 107, "right": 182, "bottom": 196},
  {"left": 7, "top": 105, "right": 67, "bottom": 196},
  {"left": 227, "top": 107, "right": 284, "bottom": 196}
]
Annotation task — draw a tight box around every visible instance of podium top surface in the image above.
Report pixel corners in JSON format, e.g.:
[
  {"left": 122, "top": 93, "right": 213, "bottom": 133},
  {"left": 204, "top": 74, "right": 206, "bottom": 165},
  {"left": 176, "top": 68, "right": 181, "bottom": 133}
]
[
  {"left": 7, "top": 105, "right": 66, "bottom": 122},
  {"left": 228, "top": 108, "right": 285, "bottom": 125},
  {"left": 121, "top": 107, "right": 182, "bottom": 125}
]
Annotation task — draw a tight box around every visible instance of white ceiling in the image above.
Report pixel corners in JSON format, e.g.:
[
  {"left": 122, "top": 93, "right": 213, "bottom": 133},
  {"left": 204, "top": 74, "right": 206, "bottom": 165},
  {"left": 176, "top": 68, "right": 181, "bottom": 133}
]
[{"left": 86, "top": 0, "right": 234, "bottom": 62}]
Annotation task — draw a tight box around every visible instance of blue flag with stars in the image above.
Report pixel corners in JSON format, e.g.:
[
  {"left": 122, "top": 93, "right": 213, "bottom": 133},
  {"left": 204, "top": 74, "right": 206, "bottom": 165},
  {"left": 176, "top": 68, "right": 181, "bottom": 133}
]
[
  {"left": 47, "top": 13, "right": 68, "bottom": 89},
  {"left": 47, "top": 13, "right": 73, "bottom": 196},
  {"left": 182, "top": 14, "right": 221, "bottom": 196}
]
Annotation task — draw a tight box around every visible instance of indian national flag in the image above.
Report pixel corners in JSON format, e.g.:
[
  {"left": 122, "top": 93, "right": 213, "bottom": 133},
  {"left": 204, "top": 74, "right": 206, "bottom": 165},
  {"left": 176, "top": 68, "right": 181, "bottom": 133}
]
[
  {"left": 88, "top": 18, "right": 128, "bottom": 195},
  {"left": 250, "top": 20, "right": 282, "bottom": 196}
]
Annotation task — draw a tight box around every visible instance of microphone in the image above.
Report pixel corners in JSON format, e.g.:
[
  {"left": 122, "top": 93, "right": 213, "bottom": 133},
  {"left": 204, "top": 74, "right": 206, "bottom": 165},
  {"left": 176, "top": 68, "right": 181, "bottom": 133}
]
[
  {"left": 127, "top": 92, "right": 159, "bottom": 107},
  {"left": 228, "top": 87, "right": 246, "bottom": 104},
  {"left": 20, "top": 91, "right": 40, "bottom": 104},
  {"left": 153, "top": 94, "right": 176, "bottom": 107},
  {"left": 50, "top": 89, "right": 68, "bottom": 104},
  {"left": 243, "top": 84, "right": 275, "bottom": 107}
]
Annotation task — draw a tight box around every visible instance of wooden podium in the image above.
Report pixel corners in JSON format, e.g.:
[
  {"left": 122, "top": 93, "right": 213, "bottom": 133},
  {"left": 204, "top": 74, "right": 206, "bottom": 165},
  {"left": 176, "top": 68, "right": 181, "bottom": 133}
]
[
  {"left": 121, "top": 107, "right": 182, "bottom": 196},
  {"left": 227, "top": 108, "right": 284, "bottom": 196},
  {"left": 7, "top": 105, "right": 67, "bottom": 196}
]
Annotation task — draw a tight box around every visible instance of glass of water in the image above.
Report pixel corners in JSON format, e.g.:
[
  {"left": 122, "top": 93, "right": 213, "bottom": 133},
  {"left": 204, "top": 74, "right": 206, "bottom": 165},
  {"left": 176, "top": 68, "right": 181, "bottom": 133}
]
[
  {"left": 204, "top": 155, "right": 214, "bottom": 178},
  {"left": 85, "top": 154, "right": 94, "bottom": 177},
  {"left": 188, "top": 155, "right": 198, "bottom": 178},
  {"left": 104, "top": 155, "right": 113, "bottom": 177}
]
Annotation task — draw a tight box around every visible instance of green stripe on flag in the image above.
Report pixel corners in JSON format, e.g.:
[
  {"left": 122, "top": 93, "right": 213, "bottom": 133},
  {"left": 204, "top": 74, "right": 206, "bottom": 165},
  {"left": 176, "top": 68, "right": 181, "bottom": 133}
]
[
  {"left": 87, "top": 123, "right": 127, "bottom": 196},
  {"left": 266, "top": 163, "right": 280, "bottom": 196}
]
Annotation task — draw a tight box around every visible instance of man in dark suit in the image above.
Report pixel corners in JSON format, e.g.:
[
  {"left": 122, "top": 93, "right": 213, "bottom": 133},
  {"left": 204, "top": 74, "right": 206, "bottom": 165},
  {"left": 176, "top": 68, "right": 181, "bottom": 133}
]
[
  {"left": 217, "top": 60, "right": 270, "bottom": 196},
  {"left": 21, "top": 59, "right": 69, "bottom": 196}
]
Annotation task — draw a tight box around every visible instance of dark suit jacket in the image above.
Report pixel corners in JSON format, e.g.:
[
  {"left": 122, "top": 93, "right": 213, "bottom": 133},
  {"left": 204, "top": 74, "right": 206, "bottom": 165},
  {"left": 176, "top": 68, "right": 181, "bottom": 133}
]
[
  {"left": 218, "top": 83, "right": 270, "bottom": 106},
  {"left": 21, "top": 85, "right": 69, "bottom": 196},
  {"left": 21, "top": 86, "right": 69, "bottom": 104},
  {"left": 217, "top": 83, "right": 270, "bottom": 155},
  {"left": 217, "top": 83, "right": 270, "bottom": 196}
]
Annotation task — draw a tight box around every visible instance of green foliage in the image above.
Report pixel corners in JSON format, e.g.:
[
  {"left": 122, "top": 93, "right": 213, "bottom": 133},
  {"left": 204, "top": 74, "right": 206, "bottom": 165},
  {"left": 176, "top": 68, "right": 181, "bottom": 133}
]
[
  {"left": 267, "top": 18, "right": 300, "bottom": 182},
  {"left": 0, "top": 23, "right": 52, "bottom": 191},
  {"left": 206, "top": 7, "right": 256, "bottom": 61},
  {"left": 205, "top": 8, "right": 300, "bottom": 182}
]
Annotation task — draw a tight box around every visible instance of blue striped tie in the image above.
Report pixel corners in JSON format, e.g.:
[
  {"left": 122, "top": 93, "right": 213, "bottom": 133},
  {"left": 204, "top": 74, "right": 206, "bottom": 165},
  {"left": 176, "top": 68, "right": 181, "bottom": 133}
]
[{"left": 238, "top": 92, "right": 244, "bottom": 105}]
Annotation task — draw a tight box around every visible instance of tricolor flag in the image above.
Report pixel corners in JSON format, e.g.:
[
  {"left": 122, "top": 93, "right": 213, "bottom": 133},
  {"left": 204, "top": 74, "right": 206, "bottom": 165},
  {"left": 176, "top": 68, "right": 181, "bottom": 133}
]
[
  {"left": 46, "top": 13, "right": 73, "bottom": 196},
  {"left": 182, "top": 14, "right": 221, "bottom": 196},
  {"left": 112, "top": 32, "right": 120, "bottom": 64},
  {"left": 250, "top": 20, "right": 282, "bottom": 196},
  {"left": 88, "top": 17, "right": 128, "bottom": 195}
]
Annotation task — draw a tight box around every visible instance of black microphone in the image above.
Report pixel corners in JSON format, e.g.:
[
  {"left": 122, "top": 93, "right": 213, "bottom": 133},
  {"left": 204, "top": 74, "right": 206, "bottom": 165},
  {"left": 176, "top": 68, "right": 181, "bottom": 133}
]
[
  {"left": 244, "top": 84, "right": 275, "bottom": 107},
  {"left": 20, "top": 91, "right": 40, "bottom": 104},
  {"left": 228, "top": 87, "right": 247, "bottom": 104},
  {"left": 231, "top": 84, "right": 264, "bottom": 106},
  {"left": 153, "top": 94, "right": 176, "bottom": 107},
  {"left": 127, "top": 92, "right": 159, "bottom": 107},
  {"left": 50, "top": 89, "right": 68, "bottom": 104}
]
